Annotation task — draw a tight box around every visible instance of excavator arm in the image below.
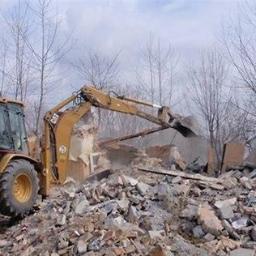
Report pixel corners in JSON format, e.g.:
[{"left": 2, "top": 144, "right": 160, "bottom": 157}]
[{"left": 41, "top": 86, "right": 196, "bottom": 195}]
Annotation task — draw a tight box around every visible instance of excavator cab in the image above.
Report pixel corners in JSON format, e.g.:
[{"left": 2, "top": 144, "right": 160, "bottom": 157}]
[{"left": 0, "top": 100, "right": 28, "bottom": 153}]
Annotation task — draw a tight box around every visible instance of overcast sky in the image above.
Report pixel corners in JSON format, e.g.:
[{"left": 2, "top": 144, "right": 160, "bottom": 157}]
[
  {"left": 0, "top": 0, "right": 243, "bottom": 74},
  {"left": 58, "top": 0, "right": 243, "bottom": 87},
  {"left": 60, "top": 0, "right": 241, "bottom": 54},
  {"left": 0, "top": 0, "right": 245, "bottom": 105}
]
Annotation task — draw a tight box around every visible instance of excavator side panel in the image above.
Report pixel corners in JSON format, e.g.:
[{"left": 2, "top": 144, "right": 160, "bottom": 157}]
[{"left": 54, "top": 102, "right": 91, "bottom": 184}]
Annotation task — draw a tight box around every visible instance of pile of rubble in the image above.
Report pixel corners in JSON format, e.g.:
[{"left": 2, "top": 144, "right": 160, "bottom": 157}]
[{"left": 1, "top": 156, "right": 256, "bottom": 256}]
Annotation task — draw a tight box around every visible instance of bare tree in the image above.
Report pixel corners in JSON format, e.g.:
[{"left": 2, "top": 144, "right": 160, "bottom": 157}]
[
  {"left": 187, "top": 49, "right": 230, "bottom": 166},
  {"left": 221, "top": 99, "right": 254, "bottom": 144},
  {"left": 219, "top": 1, "right": 256, "bottom": 151},
  {"left": 1, "top": 0, "right": 32, "bottom": 101},
  {"left": 72, "top": 50, "right": 120, "bottom": 134},
  {"left": 73, "top": 50, "right": 120, "bottom": 90},
  {"left": 137, "top": 37, "right": 179, "bottom": 106},
  {"left": 25, "top": 0, "right": 69, "bottom": 135},
  {"left": 222, "top": 1, "right": 256, "bottom": 108},
  {"left": 0, "top": 39, "right": 9, "bottom": 96},
  {"left": 146, "top": 35, "right": 156, "bottom": 104},
  {"left": 188, "top": 48, "right": 254, "bottom": 167}
]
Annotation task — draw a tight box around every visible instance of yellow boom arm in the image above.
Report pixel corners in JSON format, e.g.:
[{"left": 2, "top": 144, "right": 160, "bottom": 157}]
[{"left": 41, "top": 86, "right": 195, "bottom": 195}]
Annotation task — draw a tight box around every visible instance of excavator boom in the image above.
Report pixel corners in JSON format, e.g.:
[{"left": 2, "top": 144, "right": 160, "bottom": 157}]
[
  {"left": 41, "top": 85, "right": 197, "bottom": 196},
  {"left": 0, "top": 84, "right": 197, "bottom": 217}
]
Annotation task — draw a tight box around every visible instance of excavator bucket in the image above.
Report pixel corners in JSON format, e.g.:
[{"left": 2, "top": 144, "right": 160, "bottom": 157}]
[{"left": 172, "top": 115, "right": 199, "bottom": 137}]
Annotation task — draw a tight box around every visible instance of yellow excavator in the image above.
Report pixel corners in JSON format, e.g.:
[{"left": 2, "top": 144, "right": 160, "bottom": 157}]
[{"left": 0, "top": 85, "right": 196, "bottom": 217}]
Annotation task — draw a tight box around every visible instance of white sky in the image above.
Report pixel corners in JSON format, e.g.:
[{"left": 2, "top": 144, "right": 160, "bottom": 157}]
[
  {"left": 57, "top": 0, "right": 243, "bottom": 85},
  {"left": 0, "top": 0, "right": 245, "bottom": 106},
  {"left": 60, "top": 0, "right": 240, "bottom": 53}
]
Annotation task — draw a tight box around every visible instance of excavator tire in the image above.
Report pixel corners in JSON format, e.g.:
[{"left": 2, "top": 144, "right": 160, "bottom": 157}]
[{"left": 0, "top": 159, "right": 39, "bottom": 217}]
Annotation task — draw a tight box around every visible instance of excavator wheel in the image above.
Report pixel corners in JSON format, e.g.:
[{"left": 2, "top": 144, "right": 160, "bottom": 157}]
[{"left": 0, "top": 159, "right": 39, "bottom": 217}]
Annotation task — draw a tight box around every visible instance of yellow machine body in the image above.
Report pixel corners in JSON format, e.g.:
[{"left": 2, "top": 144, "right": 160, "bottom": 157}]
[{"left": 0, "top": 85, "right": 196, "bottom": 216}]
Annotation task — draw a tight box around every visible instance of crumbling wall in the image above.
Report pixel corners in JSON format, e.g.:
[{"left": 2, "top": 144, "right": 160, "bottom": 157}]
[
  {"left": 68, "top": 123, "right": 97, "bottom": 182},
  {"left": 221, "top": 143, "right": 245, "bottom": 172},
  {"left": 104, "top": 144, "right": 138, "bottom": 169},
  {"left": 129, "top": 128, "right": 209, "bottom": 166},
  {"left": 27, "top": 135, "right": 40, "bottom": 159}
]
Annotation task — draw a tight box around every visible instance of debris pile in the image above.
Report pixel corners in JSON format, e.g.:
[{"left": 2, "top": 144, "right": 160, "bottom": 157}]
[{"left": 1, "top": 154, "right": 256, "bottom": 256}]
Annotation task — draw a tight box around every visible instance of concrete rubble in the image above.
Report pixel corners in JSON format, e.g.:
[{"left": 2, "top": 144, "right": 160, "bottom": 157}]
[{"left": 1, "top": 151, "right": 256, "bottom": 256}]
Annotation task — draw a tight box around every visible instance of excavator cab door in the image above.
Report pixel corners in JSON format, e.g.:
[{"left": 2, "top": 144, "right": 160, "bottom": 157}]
[{"left": 0, "top": 102, "right": 28, "bottom": 154}]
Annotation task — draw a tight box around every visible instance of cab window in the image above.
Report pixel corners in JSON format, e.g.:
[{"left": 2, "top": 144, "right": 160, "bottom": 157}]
[
  {"left": 8, "top": 104, "right": 28, "bottom": 153},
  {"left": 0, "top": 104, "right": 12, "bottom": 149}
]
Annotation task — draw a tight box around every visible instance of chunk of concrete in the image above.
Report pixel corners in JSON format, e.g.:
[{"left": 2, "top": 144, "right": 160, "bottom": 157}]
[
  {"left": 250, "top": 226, "right": 256, "bottom": 241},
  {"left": 214, "top": 198, "right": 237, "bottom": 209},
  {"left": 222, "top": 143, "right": 245, "bottom": 172},
  {"left": 136, "top": 182, "right": 151, "bottom": 196},
  {"left": 232, "top": 217, "right": 248, "bottom": 230},
  {"left": 148, "top": 230, "right": 165, "bottom": 240},
  {"left": 240, "top": 177, "right": 252, "bottom": 190},
  {"left": 172, "top": 235, "right": 208, "bottom": 256},
  {"left": 75, "top": 198, "right": 90, "bottom": 215},
  {"left": 127, "top": 205, "right": 140, "bottom": 224},
  {"left": 121, "top": 175, "right": 138, "bottom": 186},
  {"left": 116, "top": 198, "right": 129, "bottom": 212},
  {"left": 56, "top": 214, "right": 66, "bottom": 226},
  {"left": 222, "top": 220, "right": 240, "bottom": 240},
  {"left": 147, "top": 245, "right": 173, "bottom": 256},
  {"left": 230, "top": 248, "right": 255, "bottom": 256},
  {"left": 218, "top": 205, "right": 234, "bottom": 220},
  {"left": 203, "top": 233, "right": 215, "bottom": 241},
  {"left": 192, "top": 225, "right": 205, "bottom": 238},
  {"left": 244, "top": 150, "right": 256, "bottom": 169},
  {"left": 172, "top": 176, "right": 182, "bottom": 184},
  {"left": 180, "top": 204, "right": 198, "bottom": 220},
  {"left": 156, "top": 183, "right": 171, "bottom": 200},
  {"left": 198, "top": 206, "right": 223, "bottom": 235},
  {"left": 131, "top": 127, "right": 208, "bottom": 167},
  {"left": 0, "top": 240, "right": 9, "bottom": 247},
  {"left": 249, "top": 169, "right": 256, "bottom": 179},
  {"left": 77, "top": 239, "right": 87, "bottom": 254}
]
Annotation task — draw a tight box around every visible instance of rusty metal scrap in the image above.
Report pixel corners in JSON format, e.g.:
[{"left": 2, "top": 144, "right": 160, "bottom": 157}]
[{"left": 99, "top": 126, "right": 169, "bottom": 147}]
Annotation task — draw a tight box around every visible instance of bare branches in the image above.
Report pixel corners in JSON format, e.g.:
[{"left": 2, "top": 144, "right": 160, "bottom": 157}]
[
  {"left": 188, "top": 49, "right": 231, "bottom": 165},
  {"left": 72, "top": 50, "right": 120, "bottom": 90},
  {"left": 0, "top": 39, "right": 9, "bottom": 96},
  {"left": 1, "top": 0, "right": 32, "bottom": 101},
  {"left": 24, "top": 0, "right": 70, "bottom": 135},
  {"left": 222, "top": 1, "right": 256, "bottom": 97},
  {"left": 188, "top": 47, "right": 255, "bottom": 165},
  {"left": 137, "top": 36, "right": 179, "bottom": 106}
]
